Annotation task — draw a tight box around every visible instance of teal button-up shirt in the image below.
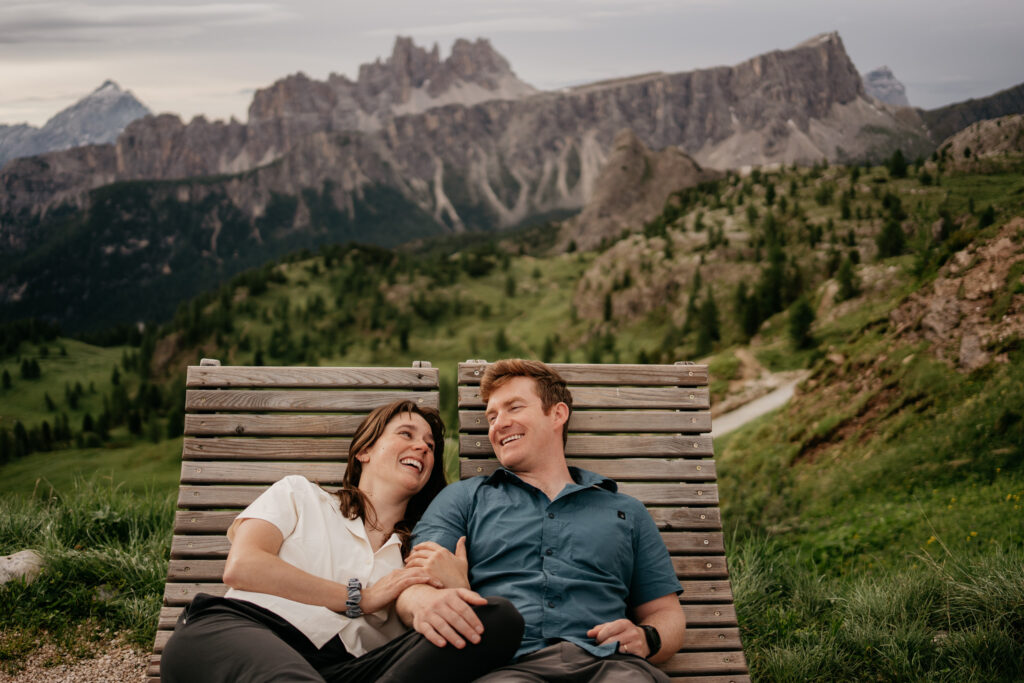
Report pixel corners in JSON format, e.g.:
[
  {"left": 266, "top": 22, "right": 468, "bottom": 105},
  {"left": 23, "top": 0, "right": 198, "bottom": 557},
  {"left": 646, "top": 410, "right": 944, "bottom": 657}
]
[{"left": 411, "top": 467, "right": 682, "bottom": 659}]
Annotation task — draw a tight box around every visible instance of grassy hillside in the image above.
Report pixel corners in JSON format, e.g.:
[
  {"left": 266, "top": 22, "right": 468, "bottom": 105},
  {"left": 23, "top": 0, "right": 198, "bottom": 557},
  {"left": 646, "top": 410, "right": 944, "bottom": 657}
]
[{"left": 1, "top": 152, "right": 1023, "bottom": 679}]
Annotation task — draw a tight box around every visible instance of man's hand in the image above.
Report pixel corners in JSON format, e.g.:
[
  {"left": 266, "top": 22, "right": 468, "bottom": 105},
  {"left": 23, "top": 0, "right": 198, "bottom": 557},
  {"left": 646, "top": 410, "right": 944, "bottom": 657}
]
[
  {"left": 358, "top": 567, "right": 443, "bottom": 615},
  {"left": 403, "top": 586, "right": 487, "bottom": 649},
  {"left": 405, "top": 536, "right": 470, "bottom": 589},
  {"left": 587, "top": 619, "right": 649, "bottom": 658}
]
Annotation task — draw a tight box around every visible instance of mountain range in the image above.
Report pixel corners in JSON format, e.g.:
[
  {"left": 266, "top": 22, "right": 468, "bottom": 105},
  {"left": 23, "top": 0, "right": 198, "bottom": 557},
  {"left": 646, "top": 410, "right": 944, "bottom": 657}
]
[
  {"left": 0, "top": 81, "right": 150, "bottom": 169},
  {"left": 0, "top": 33, "right": 1021, "bottom": 332}
]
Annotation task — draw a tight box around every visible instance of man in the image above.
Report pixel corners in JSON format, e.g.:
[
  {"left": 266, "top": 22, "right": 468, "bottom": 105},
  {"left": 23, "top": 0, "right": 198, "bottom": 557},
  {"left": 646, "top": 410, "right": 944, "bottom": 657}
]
[{"left": 397, "top": 359, "right": 686, "bottom": 681}]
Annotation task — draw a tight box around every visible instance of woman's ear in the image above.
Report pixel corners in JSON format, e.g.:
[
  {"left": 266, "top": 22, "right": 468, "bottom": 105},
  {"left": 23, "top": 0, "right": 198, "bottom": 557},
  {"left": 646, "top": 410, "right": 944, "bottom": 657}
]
[{"left": 356, "top": 449, "right": 370, "bottom": 464}]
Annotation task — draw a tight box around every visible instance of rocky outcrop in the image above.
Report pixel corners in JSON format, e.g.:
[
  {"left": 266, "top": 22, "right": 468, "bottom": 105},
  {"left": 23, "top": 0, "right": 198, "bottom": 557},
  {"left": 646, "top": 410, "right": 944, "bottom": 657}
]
[
  {"left": 862, "top": 66, "right": 911, "bottom": 107},
  {"left": 921, "top": 81, "right": 1024, "bottom": 143},
  {"left": 562, "top": 129, "right": 720, "bottom": 250},
  {"left": 0, "top": 81, "right": 150, "bottom": 169},
  {"left": 889, "top": 218, "right": 1024, "bottom": 371},
  {"left": 936, "top": 114, "right": 1024, "bottom": 168}
]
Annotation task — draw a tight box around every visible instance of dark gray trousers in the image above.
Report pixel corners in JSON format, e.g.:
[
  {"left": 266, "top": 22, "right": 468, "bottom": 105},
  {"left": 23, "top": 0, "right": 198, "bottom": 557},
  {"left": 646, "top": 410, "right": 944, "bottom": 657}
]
[
  {"left": 160, "top": 593, "right": 523, "bottom": 683},
  {"left": 472, "top": 641, "right": 671, "bottom": 682}
]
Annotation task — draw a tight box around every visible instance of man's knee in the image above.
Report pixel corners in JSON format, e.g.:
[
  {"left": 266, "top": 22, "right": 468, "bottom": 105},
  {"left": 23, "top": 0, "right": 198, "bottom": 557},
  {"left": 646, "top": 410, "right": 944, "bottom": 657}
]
[{"left": 474, "top": 596, "right": 524, "bottom": 657}]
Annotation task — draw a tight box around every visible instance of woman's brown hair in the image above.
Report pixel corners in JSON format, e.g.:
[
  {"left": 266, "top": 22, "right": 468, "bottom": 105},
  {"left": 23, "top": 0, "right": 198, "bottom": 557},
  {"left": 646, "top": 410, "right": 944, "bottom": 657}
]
[{"left": 333, "top": 400, "right": 446, "bottom": 554}]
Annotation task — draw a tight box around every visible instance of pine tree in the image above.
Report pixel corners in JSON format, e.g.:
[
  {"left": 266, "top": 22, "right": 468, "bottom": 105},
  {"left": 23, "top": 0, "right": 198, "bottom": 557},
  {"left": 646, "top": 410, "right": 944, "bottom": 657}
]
[{"left": 789, "top": 297, "right": 816, "bottom": 349}]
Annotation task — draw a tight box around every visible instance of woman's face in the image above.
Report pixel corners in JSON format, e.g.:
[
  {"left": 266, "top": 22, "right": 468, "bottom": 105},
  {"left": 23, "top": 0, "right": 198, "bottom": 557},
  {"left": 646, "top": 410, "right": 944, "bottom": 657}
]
[{"left": 356, "top": 412, "right": 436, "bottom": 497}]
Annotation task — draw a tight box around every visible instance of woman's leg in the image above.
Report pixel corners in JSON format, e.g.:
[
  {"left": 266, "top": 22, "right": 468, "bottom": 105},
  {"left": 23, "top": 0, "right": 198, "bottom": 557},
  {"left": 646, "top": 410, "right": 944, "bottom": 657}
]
[
  {"left": 319, "top": 596, "right": 524, "bottom": 683},
  {"left": 161, "top": 599, "right": 325, "bottom": 683}
]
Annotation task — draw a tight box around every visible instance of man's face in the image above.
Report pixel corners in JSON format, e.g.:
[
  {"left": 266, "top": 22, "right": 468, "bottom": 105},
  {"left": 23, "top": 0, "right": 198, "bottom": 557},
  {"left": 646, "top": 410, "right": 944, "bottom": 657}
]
[{"left": 485, "top": 376, "right": 562, "bottom": 472}]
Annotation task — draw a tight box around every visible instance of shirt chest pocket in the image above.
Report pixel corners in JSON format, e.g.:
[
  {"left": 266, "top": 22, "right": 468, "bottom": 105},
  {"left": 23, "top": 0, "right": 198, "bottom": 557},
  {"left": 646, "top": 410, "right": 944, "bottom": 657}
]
[{"left": 567, "top": 508, "right": 634, "bottom": 578}]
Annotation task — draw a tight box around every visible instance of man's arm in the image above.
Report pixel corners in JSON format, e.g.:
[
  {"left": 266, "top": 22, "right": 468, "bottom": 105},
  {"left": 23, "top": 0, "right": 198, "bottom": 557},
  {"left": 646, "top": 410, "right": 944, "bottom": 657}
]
[{"left": 585, "top": 593, "right": 685, "bottom": 663}]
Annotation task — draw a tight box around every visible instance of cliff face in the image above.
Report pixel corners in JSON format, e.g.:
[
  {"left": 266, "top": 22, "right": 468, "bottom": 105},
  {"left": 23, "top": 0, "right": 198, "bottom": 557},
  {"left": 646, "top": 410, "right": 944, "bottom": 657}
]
[
  {"left": 0, "top": 32, "right": 931, "bottom": 236},
  {"left": 0, "top": 33, "right": 939, "bottom": 330},
  {"left": 862, "top": 66, "right": 911, "bottom": 107}
]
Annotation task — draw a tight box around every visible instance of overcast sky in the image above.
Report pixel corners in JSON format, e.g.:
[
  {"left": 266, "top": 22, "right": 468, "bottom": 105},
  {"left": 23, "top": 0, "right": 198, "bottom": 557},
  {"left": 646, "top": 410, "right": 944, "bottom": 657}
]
[{"left": 2, "top": 0, "right": 1022, "bottom": 127}]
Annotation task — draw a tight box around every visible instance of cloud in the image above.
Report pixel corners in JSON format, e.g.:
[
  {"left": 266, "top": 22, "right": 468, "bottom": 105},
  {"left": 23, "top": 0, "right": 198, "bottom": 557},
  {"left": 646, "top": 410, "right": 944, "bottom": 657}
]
[
  {"left": 0, "top": 1, "right": 295, "bottom": 44},
  {"left": 365, "top": 16, "right": 580, "bottom": 38}
]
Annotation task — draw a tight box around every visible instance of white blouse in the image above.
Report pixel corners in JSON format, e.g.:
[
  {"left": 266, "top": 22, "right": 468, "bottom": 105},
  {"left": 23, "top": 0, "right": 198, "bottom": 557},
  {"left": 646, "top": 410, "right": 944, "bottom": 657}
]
[{"left": 225, "top": 475, "right": 407, "bottom": 655}]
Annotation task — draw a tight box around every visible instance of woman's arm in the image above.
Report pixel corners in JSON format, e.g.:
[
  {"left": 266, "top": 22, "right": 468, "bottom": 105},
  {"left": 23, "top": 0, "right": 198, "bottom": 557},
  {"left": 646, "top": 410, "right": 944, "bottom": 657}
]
[{"left": 223, "top": 518, "right": 442, "bottom": 614}]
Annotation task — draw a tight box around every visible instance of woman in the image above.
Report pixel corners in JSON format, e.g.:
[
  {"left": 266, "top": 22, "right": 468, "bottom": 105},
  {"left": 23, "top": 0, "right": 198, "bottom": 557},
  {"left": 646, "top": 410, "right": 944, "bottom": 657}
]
[{"left": 161, "top": 400, "right": 522, "bottom": 682}]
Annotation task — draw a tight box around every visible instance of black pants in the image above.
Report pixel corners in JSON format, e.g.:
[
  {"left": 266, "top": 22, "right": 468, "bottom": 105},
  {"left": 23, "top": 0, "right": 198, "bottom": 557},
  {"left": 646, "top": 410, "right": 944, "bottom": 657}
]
[{"left": 161, "top": 593, "right": 524, "bottom": 683}]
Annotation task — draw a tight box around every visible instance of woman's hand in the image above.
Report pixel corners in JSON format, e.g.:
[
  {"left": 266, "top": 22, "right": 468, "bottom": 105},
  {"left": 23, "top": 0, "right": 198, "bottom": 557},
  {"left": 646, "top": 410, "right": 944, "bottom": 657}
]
[
  {"left": 359, "top": 567, "right": 443, "bottom": 615},
  {"left": 405, "top": 536, "right": 470, "bottom": 589}
]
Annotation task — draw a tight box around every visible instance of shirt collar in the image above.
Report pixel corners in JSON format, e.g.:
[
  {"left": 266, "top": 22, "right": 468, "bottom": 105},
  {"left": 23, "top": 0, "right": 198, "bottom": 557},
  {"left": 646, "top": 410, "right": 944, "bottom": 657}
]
[
  {"left": 485, "top": 466, "right": 618, "bottom": 493},
  {"left": 338, "top": 509, "right": 403, "bottom": 552}
]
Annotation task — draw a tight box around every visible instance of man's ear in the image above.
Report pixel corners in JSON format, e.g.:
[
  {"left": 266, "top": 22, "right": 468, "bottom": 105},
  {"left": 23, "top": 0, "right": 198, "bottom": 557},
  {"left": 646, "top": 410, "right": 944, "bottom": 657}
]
[{"left": 549, "top": 402, "right": 569, "bottom": 430}]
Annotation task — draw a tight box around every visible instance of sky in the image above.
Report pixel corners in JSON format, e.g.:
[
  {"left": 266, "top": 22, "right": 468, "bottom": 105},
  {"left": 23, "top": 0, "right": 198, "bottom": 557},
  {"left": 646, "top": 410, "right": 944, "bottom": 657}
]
[{"left": 2, "top": 0, "right": 1022, "bottom": 128}]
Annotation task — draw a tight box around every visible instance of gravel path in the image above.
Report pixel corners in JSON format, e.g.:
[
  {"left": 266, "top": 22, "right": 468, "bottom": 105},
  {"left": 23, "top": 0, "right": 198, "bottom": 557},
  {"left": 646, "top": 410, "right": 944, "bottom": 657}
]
[{"left": 0, "top": 641, "right": 146, "bottom": 683}]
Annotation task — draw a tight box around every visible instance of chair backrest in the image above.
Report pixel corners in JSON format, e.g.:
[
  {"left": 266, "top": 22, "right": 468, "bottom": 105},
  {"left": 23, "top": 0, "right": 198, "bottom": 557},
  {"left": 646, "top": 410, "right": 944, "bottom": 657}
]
[
  {"left": 147, "top": 360, "right": 439, "bottom": 682},
  {"left": 457, "top": 361, "right": 749, "bottom": 682}
]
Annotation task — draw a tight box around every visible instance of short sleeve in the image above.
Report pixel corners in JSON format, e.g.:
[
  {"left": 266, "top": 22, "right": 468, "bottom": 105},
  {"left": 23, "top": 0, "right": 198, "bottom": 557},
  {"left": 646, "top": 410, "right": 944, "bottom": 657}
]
[
  {"left": 410, "top": 479, "right": 474, "bottom": 552},
  {"left": 230, "top": 475, "right": 306, "bottom": 542},
  {"left": 628, "top": 499, "right": 683, "bottom": 606}
]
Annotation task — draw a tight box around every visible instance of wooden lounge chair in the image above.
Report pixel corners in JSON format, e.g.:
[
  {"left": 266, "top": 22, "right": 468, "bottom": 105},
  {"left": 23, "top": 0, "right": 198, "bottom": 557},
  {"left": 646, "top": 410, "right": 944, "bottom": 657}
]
[
  {"left": 147, "top": 360, "right": 440, "bottom": 682},
  {"left": 458, "top": 361, "right": 749, "bottom": 682}
]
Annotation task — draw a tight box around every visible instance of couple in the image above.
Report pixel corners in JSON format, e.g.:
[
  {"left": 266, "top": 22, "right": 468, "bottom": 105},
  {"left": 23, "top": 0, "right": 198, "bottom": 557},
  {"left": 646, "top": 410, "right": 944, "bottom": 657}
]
[{"left": 162, "top": 359, "right": 686, "bottom": 682}]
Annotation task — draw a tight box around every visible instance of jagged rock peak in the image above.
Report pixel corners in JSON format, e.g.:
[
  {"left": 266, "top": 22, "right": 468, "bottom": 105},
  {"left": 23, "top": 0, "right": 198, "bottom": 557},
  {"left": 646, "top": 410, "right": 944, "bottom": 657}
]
[
  {"left": 795, "top": 31, "right": 842, "bottom": 49},
  {"left": 862, "top": 66, "right": 911, "bottom": 107}
]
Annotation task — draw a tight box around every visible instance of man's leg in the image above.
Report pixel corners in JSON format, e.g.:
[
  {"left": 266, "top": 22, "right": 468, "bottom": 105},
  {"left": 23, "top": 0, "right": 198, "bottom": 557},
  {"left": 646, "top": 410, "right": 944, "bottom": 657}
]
[
  {"left": 319, "top": 596, "right": 524, "bottom": 683},
  {"left": 473, "top": 641, "right": 671, "bottom": 683}
]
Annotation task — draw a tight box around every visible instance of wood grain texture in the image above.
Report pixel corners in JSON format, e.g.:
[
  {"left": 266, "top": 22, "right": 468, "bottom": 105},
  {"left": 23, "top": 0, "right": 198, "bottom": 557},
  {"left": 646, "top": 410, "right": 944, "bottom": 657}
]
[
  {"left": 187, "top": 365, "right": 438, "bottom": 388},
  {"left": 170, "top": 535, "right": 230, "bottom": 558},
  {"left": 174, "top": 510, "right": 239, "bottom": 533},
  {"left": 182, "top": 437, "right": 351, "bottom": 461},
  {"left": 673, "top": 556, "right": 730, "bottom": 579},
  {"left": 458, "top": 363, "right": 709, "bottom": 386},
  {"left": 186, "top": 389, "right": 439, "bottom": 412},
  {"left": 679, "top": 604, "right": 739, "bottom": 627},
  {"left": 459, "top": 385, "right": 710, "bottom": 410},
  {"left": 661, "top": 532, "right": 726, "bottom": 553},
  {"left": 460, "top": 458, "right": 716, "bottom": 481},
  {"left": 650, "top": 508, "right": 722, "bottom": 531},
  {"left": 618, "top": 483, "right": 720, "bottom": 505},
  {"left": 459, "top": 434, "right": 715, "bottom": 457},
  {"left": 675, "top": 627, "right": 743, "bottom": 652},
  {"left": 179, "top": 460, "right": 346, "bottom": 484},
  {"left": 185, "top": 414, "right": 367, "bottom": 436},
  {"left": 167, "top": 559, "right": 224, "bottom": 581},
  {"left": 460, "top": 410, "right": 712, "bottom": 434},
  {"left": 660, "top": 651, "right": 748, "bottom": 675}
]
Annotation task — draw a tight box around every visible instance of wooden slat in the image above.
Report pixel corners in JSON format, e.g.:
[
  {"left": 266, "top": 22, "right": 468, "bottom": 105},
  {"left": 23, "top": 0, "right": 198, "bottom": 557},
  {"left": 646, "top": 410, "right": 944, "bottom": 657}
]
[
  {"left": 458, "top": 363, "right": 709, "bottom": 386},
  {"left": 180, "top": 461, "right": 346, "bottom": 484},
  {"left": 662, "top": 532, "right": 726, "bottom": 554},
  {"left": 674, "top": 556, "right": 729, "bottom": 579},
  {"left": 460, "top": 410, "right": 712, "bottom": 433},
  {"left": 147, "top": 656, "right": 160, "bottom": 678},
  {"left": 651, "top": 508, "right": 722, "bottom": 531},
  {"left": 164, "top": 582, "right": 227, "bottom": 605},
  {"left": 174, "top": 510, "right": 239, "bottom": 533},
  {"left": 177, "top": 485, "right": 267, "bottom": 509},
  {"left": 679, "top": 581, "right": 734, "bottom": 602},
  {"left": 160, "top": 607, "right": 183, "bottom": 629},
  {"left": 459, "top": 386, "right": 710, "bottom": 410},
  {"left": 185, "top": 414, "right": 367, "bottom": 436},
  {"left": 461, "top": 458, "right": 716, "bottom": 481},
  {"left": 170, "top": 535, "right": 230, "bottom": 558},
  {"left": 676, "top": 627, "right": 743, "bottom": 652},
  {"left": 459, "top": 435, "right": 715, "bottom": 457},
  {"left": 182, "top": 437, "right": 350, "bottom": 460},
  {"left": 167, "top": 559, "right": 224, "bottom": 581},
  {"left": 664, "top": 676, "right": 750, "bottom": 683},
  {"left": 154, "top": 629, "right": 171, "bottom": 653},
  {"left": 680, "top": 604, "right": 739, "bottom": 627},
  {"left": 661, "top": 651, "right": 747, "bottom": 675},
  {"left": 618, "top": 483, "right": 719, "bottom": 506},
  {"left": 187, "top": 365, "right": 438, "bottom": 388},
  {"left": 186, "top": 389, "right": 439, "bottom": 412}
]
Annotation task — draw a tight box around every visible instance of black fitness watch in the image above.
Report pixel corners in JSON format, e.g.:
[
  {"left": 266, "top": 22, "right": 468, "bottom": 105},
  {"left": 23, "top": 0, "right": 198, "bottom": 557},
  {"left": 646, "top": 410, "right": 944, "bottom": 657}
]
[{"left": 640, "top": 624, "right": 661, "bottom": 658}]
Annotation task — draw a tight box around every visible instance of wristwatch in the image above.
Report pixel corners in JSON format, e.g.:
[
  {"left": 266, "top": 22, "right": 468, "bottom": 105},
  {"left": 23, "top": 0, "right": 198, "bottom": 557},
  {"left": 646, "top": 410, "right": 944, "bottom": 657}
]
[
  {"left": 640, "top": 624, "right": 661, "bottom": 658},
  {"left": 344, "top": 578, "right": 363, "bottom": 618}
]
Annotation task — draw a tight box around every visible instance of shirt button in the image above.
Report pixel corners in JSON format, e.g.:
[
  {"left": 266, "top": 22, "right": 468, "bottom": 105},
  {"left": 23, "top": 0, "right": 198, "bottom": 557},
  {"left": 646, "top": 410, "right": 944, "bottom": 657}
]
[
  {"left": 548, "top": 513, "right": 555, "bottom": 519},
  {"left": 547, "top": 601, "right": 555, "bottom": 608},
  {"left": 545, "top": 548, "right": 553, "bottom": 555}
]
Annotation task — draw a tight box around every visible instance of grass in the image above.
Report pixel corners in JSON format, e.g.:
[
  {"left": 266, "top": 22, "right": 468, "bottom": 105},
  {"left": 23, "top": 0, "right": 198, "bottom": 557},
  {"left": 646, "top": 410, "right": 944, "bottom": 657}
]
[{"left": 0, "top": 478, "right": 174, "bottom": 674}]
